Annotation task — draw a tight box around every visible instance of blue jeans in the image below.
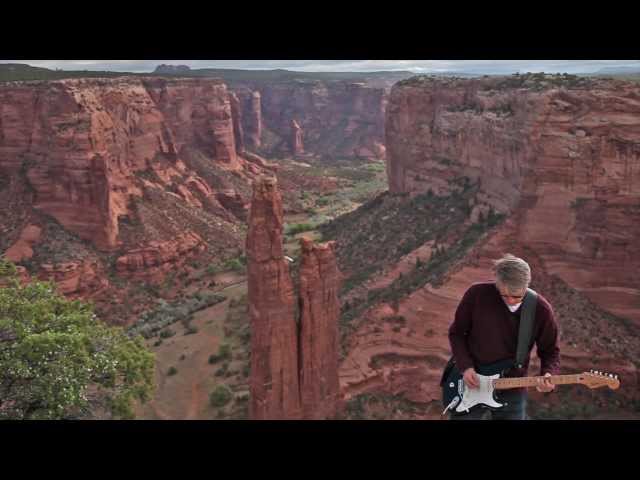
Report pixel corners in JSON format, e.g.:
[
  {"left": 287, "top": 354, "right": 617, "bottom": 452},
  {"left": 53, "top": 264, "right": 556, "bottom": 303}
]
[{"left": 449, "top": 390, "right": 528, "bottom": 420}]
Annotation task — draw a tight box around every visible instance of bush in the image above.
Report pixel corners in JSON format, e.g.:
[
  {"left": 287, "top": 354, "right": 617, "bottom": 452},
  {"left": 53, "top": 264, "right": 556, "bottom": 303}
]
[
  {"left": 215, "top": 362, "right": 229, "bottom": 377},
  {"left": 210, "top": 385, "right": 233, "bottom": 408},
  {"left": 159, "top": 328, "right": 175, "bottom": 339},
  {"left": 0, "top": 259, "right": 154, "bottom": 420},
  {"left": 209, "top": 343, "right": 232, "bottom": 363},
  {"left": 167, "top": 366, "right": 178, "bottom": 376},
  {"left": 286, "top": 223, "right": 315, "bottom": 236},
  {"left": 224, "top": 258, "right": 245, "bottom": 272},
  {"left": 184, "top": 325, "right": 199, "bottom": 335},
  {"left": 206, "top": 264, "right": 220, "bottom": 275}
]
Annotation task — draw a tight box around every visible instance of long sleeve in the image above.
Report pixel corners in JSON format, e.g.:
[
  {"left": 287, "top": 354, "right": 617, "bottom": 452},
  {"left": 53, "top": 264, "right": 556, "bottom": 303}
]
[
  {"left": 536, "top": 304, "right": 560, "bottom": 375},
  {"left": 448, "top": 286, "right": 476, "bottom": 372}
]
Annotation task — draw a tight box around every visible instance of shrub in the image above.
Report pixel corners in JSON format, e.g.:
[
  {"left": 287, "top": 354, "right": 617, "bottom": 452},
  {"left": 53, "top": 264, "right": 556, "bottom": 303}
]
[
  {"left": 184, "top": 325, "right": 198, "bottom": 335},
  {"left": 159, "top": 328, "right": 175, "bottom": 339},
  {"left": 167, "top": 366, "right": 178, "bottom": 376},
  {"left": 215, "top": 362, "right": 229, "bottom": 377},
  {"left": 206, "top": 264, "right": 220, "bottom": 275},
  {"left": 286, "top": 223, "right": 315, "bottom": 236},
  {"left": 210, "top": 385, "right": 233, "bottom": 408},
  {"left": 224, "top": 258, "right": 245, "bottom": 272}
]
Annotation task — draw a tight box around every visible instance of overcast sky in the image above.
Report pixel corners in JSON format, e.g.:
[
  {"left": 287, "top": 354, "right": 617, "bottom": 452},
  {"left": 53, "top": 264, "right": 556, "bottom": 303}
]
[{"left": 2, "top": 60, "right": 639, "bottom": 74}]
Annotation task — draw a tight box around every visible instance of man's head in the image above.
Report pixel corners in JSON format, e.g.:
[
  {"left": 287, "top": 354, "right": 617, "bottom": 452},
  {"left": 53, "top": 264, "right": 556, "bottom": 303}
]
[{"left": 493, "top": 253, "right": 531, "bottom": 305}]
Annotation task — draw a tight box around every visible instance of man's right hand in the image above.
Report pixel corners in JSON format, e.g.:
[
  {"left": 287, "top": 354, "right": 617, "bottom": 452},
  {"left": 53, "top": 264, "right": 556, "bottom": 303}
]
[{"left": 463, "top": 367, "right": 480, "bottom": 389}]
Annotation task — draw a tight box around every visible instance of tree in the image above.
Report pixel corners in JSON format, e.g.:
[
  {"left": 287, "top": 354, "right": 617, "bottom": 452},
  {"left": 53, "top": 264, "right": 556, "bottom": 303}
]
[{"left": 0, "top": 258, "right": 154, "bottom": 419}]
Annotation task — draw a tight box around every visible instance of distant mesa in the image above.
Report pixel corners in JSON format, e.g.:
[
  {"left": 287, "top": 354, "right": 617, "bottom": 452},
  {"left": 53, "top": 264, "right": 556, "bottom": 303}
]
[{"left": 154, "top": 64, "right": 192, "bottom": 74}]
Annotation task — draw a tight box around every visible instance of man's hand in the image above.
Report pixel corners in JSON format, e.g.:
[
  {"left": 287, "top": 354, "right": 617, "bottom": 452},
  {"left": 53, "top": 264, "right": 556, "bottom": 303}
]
[
  {"left": 463, "top": 367, "right": 480, "bottom": 389},
  {"left": 535, "top": 372, "right": 555, "bottom": 393}
]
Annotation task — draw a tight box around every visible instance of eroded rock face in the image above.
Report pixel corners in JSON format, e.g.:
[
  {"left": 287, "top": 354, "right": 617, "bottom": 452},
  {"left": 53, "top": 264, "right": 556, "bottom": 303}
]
[
  {"left": 228, "top": 91, "right": 245, "bottom": 154},
  {"left": 236, "top": 89, "right": 262, "bottom": 150},
  {"left": 4, "top": 224, "right": 42, "bottom": 262},
  {"left": 36, "top": 259, "right": 110, "bottom": 298},
  {"left": 247, "top": 177, "right": 342, "bottom": 419},
  {"left": 233, "top": 81, "right": 389, "bottom": 160},
  {"left": 291, "top": 119, "right": 304, "bottom": 156},
  {"left": 0, "top": 77, "right": 268, "bottom": 294},
  {"left": 115, "top": 232, "right": 206, "bottom": 283},
  {"left": 385, "top": 75, "right": 640, "bottom": 325},
  {"left": 246, "top": 176, "right": 301, "bottom": 419},
  {"left": 298, "top": 237, "right": 342, "bottom": 419},
  {"left": 0, "top": 77, "right": 243, "bottom": 250}
]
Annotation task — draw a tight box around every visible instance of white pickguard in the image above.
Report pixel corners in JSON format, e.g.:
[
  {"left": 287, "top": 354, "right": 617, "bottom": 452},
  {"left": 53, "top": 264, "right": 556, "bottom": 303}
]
[{"left": 455, "top": 373, "right": 503, "bottom": 413}]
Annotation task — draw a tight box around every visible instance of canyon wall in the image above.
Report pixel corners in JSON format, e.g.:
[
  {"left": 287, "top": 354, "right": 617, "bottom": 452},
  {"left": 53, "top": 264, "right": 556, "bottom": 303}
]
[
  {"left": 234, "top": 81, "right": 388, "bottom": 160},
  {"left": 0, "top": 77, "right": 272, "bottom": 293},
  {"left": 385, "top": 74, "right": 640, "bottom": 325}
]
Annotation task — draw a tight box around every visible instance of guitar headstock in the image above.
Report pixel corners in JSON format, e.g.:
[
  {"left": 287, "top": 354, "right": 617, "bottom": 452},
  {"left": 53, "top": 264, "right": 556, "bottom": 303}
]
[{"left": 578, "top": 370, "right": 620, "bottom": 390}]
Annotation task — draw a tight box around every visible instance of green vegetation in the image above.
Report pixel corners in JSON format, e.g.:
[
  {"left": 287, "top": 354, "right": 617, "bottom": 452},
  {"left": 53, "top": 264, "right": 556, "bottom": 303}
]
[
  {"left": 159, "top": 328, "right": 175, "bottom": 339},
  {"left": 204, "top": 255, "right": 247, "bottom": 276},
  {"left": 184, "top": 325, "right": 199, "bottom": 335},
  {"left": 285, "top": 223, "right": 316, "bottom": 236},
  {"left": 209, "top": 343, "right": 232, "bottom": 364},
  {"left": 0, "top": 63, "right": 143, "bottom": 83},
  {"left": 128, "top": 291, "right": 226, "bottom": 339},
  {"left": 209, "top": 385, "right": 233, "bottom": 408},
  {"left": 341, "top": 392, "right": 422, "bottom": 420},
  {"left": 320, "top": 178, "right": 487, "bottom": 295},
  {"left": 167, "top": 366, "right": 178, "bottom": 376},
  {"left": 0, "top": 258, "right": 154, "bottom": 419}
]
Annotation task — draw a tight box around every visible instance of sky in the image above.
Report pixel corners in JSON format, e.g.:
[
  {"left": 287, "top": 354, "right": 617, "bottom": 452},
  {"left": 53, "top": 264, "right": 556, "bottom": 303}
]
[{"left": 1, "top": 60, "right": 639, "bottom": 74}]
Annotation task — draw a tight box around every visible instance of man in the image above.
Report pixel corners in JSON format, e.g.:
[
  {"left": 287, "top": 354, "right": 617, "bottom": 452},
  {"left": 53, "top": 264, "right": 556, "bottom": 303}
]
[{"left": 448, "top": 253, "right": 560, "bottom": 420}]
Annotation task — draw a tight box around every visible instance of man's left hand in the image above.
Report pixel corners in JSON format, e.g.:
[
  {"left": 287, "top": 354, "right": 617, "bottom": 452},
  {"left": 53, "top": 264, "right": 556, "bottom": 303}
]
[{"left": 536, "top": 372, "right": 555, "bottom": 393}]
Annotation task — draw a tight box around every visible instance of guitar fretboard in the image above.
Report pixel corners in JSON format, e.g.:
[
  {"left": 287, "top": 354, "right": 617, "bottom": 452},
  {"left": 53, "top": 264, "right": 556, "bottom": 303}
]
[{"left": 492, "top": 374, "right": 583, "bottom": 390}]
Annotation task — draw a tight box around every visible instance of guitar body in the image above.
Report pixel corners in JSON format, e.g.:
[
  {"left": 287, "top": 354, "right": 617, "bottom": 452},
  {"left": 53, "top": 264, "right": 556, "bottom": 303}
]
[{"left": 441, "top": 358, "right": 515, "bottom": 416}]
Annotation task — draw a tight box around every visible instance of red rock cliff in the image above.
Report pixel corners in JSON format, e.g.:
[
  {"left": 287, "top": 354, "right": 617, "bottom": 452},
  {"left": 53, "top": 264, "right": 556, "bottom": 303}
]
[
  {"left": 298, "top": 237, "right": 342, "bottom": 419},
  {"left": 385, "top": 74, "right": 640, "bottom": 325},
  {"left": 246, "top": 177, "right": 342, "bottom": 419},
  {"left": 0, "top": 77, "right": 264, "bottom": 293},
  {"left": 233, "top": 81, "right": 388, "bottom": 160},
  {"left": 246, "top": 176, "right": 302, "bottom": 419},
  {"left": 291, "top": 119, "right": 304, "bottom": 156}
]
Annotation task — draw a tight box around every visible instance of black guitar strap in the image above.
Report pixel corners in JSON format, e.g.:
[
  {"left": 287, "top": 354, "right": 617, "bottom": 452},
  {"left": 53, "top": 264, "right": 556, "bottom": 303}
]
[{"left": 515, "top": 288, "right": 538, "bottom": 369}]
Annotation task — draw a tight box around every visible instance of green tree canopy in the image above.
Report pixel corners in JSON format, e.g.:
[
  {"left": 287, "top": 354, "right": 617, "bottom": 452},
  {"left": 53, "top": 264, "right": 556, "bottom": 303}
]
[{"left": 0, "top": 258, "right": 154, "bottom": 419}]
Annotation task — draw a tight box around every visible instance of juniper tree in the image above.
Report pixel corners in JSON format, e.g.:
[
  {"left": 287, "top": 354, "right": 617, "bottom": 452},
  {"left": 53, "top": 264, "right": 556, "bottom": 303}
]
[{"left": 0, "top": 258, "right": 154, "bottom": 419}]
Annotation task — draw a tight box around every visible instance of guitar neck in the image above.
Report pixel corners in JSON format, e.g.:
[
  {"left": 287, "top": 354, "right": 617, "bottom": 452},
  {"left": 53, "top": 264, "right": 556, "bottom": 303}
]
[{"left": 493, "top": 374, "right": 581, "bottom": 390}]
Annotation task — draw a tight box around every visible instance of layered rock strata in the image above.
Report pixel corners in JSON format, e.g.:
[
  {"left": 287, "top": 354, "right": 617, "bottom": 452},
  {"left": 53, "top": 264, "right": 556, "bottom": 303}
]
[
  {"left": 385, "top": 74, "right": 640, "bottom": 325},
  {"left": 233, "top": 81, "right": 389, "bottom": 160},
  {"left": 247, "top": 177, "right": 341, "bottom": 419},
  {"left": 0, "top": 77, "right": 269, "bottom": 290}
]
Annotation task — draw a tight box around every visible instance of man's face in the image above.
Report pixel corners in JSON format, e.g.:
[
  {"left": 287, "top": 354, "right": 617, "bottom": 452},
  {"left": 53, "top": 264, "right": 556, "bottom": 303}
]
[{"left": 496, "top": 282, "right": 527, "bottom": 306}]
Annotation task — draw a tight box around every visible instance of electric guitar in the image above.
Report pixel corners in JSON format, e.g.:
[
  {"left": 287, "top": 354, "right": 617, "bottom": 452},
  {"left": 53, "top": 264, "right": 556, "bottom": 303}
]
[{"left": 441, "top": 359, "right": 620, "bottom": 416}]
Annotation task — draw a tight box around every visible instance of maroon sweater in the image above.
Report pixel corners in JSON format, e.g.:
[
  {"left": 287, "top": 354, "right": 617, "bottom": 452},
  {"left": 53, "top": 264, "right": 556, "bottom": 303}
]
[{"left": 448, "top": 282, "right": 560, "bottom": 380}]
